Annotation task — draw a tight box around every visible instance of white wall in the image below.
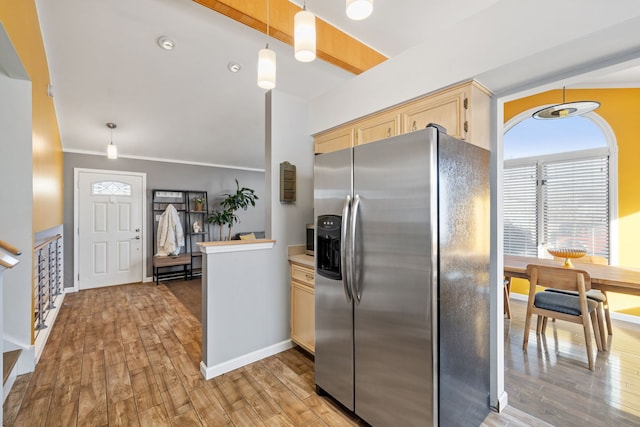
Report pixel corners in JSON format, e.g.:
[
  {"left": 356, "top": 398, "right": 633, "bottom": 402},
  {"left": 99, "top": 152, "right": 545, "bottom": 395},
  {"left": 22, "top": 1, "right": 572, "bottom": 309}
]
[
  {"left": 266, "top": 91, "right": 315, "bottom": 245},
  {"left": 309, "top": 0, "right": 640, "bottom": 134},
  {"left": 200, "top": 90, "right": 314, "bottom": 377},
  {"left": 0, "top": 24, "right": 35, "bottom": 378}
]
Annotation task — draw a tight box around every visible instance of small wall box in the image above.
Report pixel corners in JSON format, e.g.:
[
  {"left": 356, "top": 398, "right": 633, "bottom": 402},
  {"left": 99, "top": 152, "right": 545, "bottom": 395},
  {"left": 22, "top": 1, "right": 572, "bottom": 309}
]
[{"left": 280, "top": 161, "right": 296, "bottom": 203}]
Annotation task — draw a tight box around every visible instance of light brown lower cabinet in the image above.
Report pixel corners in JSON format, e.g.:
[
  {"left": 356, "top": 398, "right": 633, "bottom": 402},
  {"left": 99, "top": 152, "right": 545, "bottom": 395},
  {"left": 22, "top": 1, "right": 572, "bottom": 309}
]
[{"left": 290, "top": 263, "right": 315, "bottom": 354}]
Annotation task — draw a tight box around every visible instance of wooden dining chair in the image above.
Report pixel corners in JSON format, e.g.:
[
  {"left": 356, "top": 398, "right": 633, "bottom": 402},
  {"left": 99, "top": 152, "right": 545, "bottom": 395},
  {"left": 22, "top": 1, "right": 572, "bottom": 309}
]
[
  {"left": 504, "top": 277, "right": 512, "bottom": 319},
  {"left": 547, "top": 255, "right": 612, "bottom": 347},
  {"left": 523, "top": 264, "right": 602, "bottom": 371}
]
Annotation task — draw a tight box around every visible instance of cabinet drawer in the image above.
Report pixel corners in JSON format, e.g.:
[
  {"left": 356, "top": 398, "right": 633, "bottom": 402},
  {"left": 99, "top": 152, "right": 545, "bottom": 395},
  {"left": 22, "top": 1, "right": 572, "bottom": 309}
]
[{"left": 291, "top": 264, "right": 315, "bottom": 287}]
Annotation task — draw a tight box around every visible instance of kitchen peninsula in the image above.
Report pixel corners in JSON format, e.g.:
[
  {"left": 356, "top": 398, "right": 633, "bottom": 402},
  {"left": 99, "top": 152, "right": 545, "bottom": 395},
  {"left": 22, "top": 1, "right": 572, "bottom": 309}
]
[{"left": 198, "top": 239, "right": 295, "bottom": 380}]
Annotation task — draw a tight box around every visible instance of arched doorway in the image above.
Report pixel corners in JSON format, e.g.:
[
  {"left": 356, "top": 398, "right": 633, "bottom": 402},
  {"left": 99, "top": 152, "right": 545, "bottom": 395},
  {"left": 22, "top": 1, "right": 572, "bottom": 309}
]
[{"left": 503, "top": 111, "right": 618, "bottom": 263}]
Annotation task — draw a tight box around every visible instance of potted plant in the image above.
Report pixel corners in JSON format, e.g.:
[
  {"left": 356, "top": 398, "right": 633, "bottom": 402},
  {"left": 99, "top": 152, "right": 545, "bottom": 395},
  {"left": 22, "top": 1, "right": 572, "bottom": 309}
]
[
  {"left": 207, "top": 209, "right": 234, "bottom": 241},
  {"left": 220, "top": 179, "right": 259, "bottom": 240},
  {"left": 193, "top": 196, "right": 205, "bottom": 211}
]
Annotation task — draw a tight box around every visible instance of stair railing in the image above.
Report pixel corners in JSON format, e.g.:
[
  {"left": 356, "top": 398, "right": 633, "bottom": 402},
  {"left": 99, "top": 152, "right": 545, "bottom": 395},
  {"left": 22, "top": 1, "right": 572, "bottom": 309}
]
[{"left": 33, "top": 234, "right": 62, "bottom": 334}]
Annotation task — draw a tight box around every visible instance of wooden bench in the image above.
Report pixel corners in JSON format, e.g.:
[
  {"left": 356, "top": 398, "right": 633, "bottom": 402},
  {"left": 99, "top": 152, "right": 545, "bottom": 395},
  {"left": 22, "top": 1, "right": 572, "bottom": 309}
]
[{"left": 152, "top": 253, "right": 191, "bottom": 284}]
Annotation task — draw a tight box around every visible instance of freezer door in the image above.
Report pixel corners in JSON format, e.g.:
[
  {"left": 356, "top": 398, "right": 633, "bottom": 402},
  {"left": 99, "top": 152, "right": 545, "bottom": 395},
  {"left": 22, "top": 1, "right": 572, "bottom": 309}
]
[
  {"left": 353, "top": 129, "right": 437, "bottom": 426},
  {"left": 314, "top": 148, "right": 354, "bottom": 410}
]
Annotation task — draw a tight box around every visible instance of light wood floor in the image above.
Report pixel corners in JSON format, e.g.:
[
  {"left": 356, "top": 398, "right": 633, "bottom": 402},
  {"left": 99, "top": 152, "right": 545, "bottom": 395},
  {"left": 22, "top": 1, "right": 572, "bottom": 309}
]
[
  {"left": 4, "top": 280, "right": 640, "bottom": 426},
  {"left": 3, "top": 282, "right": 365, "bottom": 426},
  {"left": 504, "top": 298, "right": 640, "bottom": 426}
]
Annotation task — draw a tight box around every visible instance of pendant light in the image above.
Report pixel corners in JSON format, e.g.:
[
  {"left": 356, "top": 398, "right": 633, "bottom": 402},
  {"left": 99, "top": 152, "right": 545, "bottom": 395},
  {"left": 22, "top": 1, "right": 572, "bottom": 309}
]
[
  {"left": 294, "top": 2, "right": 316, "bottom": 62},
  {"left": 532, "top": 87, "right": 600, "bottom": 120},
  {"left": 257, "top": 0, "right": 276, "bottom": 89},
  {"left": 106, "top": 122, "right": 118, "bottom": 159},
  {"left": 346, "top": 0, "right": 373, "bottom": 20}
]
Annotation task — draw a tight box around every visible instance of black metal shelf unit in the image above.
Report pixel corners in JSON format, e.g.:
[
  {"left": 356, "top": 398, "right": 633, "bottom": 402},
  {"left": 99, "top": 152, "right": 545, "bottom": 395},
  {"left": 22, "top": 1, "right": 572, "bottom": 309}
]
[{"left": 151, "top": 189, "right": 209, "bottom": 283}]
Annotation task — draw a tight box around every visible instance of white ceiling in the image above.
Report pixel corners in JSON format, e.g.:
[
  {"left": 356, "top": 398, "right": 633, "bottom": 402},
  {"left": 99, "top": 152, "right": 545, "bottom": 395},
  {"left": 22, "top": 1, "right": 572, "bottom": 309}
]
[{"left": 36, "top": 0, "right": 640, "bottom": 171}]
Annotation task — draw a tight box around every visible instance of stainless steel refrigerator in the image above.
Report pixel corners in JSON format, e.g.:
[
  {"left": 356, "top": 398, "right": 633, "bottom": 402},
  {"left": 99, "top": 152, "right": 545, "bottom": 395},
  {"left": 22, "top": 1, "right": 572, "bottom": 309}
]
[{"left": 314, "top": 125, "right": 490, "bottom": 426}]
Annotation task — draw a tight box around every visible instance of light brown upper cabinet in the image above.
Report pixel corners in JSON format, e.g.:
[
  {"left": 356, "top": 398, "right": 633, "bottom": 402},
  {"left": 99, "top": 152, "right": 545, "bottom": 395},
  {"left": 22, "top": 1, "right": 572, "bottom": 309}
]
[
  {"left": 313, "top": 80, "right": 491, "bottom": 154},
  {"left": 402, "top": 86, "right": 467, "bottom": 139},
  {"left": 313, "top": 126, "right": 354, "bottom": 154},
  {"left": 355, "top": 110, "right": 401, "bottom": 146}
]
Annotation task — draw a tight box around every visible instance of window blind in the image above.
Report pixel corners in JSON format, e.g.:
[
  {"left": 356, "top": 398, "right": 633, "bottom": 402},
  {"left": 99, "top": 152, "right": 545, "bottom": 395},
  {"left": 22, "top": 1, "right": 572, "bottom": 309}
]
[
  {"left": 542, "top": 157, "right": 609, "bottom": 259},
  {"left": 504, "top": 164, "right": 538, "bottom": 256}
]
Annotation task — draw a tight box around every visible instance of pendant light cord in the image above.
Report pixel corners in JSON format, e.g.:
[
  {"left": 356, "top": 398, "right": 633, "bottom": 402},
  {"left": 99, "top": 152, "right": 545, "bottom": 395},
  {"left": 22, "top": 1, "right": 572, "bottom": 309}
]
[{"left": 266, "top": 0, "right": 270, "bottom": 47}]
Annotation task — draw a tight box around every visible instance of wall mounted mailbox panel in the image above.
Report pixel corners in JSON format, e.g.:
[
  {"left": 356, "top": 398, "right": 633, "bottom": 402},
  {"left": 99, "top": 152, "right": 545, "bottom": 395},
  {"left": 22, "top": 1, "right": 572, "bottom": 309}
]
[{"left": 280, "top": 161, "right": 296, "bottom": 203}]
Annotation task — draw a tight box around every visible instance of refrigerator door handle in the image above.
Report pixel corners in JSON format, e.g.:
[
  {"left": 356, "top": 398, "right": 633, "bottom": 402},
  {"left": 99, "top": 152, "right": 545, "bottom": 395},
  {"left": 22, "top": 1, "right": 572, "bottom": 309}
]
[
  {"left": 341, "top": 195, "right": 353, "bottom": 303},
  {"left": 351, "top": 194, "right": 361, "bottom": 304}
]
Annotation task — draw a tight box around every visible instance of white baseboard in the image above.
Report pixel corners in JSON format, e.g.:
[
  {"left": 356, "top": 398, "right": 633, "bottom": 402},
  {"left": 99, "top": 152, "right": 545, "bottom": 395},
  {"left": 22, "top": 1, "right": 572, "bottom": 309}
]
[
  {"left": 609, "top": 311, "right": 640, "bottom": 325},
  {"left": 200, "top": 339, "right": 293, "bottom": 380},
  {"left": 491, "top": 390, "right": 509, "bottom": 412}
]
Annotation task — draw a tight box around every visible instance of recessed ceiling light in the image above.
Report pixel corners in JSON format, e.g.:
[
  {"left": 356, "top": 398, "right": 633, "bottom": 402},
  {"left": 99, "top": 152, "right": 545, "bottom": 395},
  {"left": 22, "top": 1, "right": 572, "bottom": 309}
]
[
  {"left": 157, "top": 36, "right": 175, "bottom": 50},
  {"left": 227, "top": 62, "right": 242, "bottom": 73}
]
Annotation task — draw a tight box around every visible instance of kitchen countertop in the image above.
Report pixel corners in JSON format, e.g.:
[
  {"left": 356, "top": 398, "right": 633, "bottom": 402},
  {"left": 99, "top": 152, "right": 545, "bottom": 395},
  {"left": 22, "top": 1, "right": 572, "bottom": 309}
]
[
  {"left": 288, "top": 254, "right": 314, "bottom": 268},
  {"left": 198, "top": 239, "right": 276, "bottom": 254}
]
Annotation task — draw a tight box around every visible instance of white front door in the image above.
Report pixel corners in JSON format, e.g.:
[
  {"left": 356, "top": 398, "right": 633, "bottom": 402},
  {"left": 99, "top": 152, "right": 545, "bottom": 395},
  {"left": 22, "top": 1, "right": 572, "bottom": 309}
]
[{"left": 75, "top": 170, "right": 145, "bottom": 290}]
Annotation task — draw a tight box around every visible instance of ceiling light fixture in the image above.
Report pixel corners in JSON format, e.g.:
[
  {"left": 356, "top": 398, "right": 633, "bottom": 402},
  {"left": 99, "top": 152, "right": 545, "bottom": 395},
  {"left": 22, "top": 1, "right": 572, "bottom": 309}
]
[
  {"left": 532, "top": 87, "right": 600, "bottom": 119},
  {"left": 106, "top": 122, "right": 118, "bottom": 160},
  {"left": 294, "top": 2, "right": 316, "bottom": 62},
  {"left": 346, "top": 0, "right": 373, "bottom": 20},
  {"left": 257, "top": 0, "right": 276, "bottom": 89},
  {"left": 157, "top": 36, "right": 175, "bottom": 50}
]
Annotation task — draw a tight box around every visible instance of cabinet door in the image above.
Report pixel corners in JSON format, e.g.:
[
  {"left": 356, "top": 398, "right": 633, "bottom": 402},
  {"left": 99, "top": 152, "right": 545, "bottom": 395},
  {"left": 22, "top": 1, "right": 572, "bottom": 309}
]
[
  {"left": 355, "top": 111, "right": 401, "bottom": 146},
  {"left": 314, "top": 126, "right": 354, "bottom": 154},
  {"left": 402, "top": 88, "right": 467, "bottom": 139},
  {"left": 291, "top": 281, "right": 315, "bottom": 354}
]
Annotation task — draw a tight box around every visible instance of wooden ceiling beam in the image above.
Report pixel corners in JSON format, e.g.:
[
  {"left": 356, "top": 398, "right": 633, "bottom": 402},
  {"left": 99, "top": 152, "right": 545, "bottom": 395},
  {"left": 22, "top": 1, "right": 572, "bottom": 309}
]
[{"left": 193, "top": 0, "right": 387, "bottom": 75}]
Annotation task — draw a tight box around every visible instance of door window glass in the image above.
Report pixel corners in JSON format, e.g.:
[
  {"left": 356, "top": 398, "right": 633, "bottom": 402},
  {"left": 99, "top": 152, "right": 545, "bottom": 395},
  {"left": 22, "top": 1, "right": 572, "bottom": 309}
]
[{"left": 91, "top": 181, "right": 132, "bottom": 196}]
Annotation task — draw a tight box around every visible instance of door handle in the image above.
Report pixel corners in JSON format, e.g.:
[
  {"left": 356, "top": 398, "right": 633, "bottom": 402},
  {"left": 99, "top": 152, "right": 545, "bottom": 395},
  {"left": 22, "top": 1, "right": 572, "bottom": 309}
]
[
  {"left": 351, "top": 194, "right": 361, "bottom": 304},
  {"left": 132, "top": 235, "right": 141, "bottom": 240},
  {"left": 341, "top": 195, "right": 352, "bottom": 303}
]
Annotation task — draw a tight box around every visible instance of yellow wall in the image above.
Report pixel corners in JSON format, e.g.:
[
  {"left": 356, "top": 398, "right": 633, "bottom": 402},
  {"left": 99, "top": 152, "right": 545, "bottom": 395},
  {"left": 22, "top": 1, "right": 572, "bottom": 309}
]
[
  {"left": 505, "top": 89, "right": 640, "bottom": 315},
  {"left": 0, "top": 0, "right": 64, "bottom": 232}
]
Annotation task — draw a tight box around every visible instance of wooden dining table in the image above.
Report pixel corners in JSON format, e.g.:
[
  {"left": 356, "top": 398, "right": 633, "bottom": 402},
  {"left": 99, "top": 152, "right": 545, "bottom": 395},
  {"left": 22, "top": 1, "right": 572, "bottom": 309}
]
[{"left": 504, "top": 255, "right": 640, "bottom": 296}]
